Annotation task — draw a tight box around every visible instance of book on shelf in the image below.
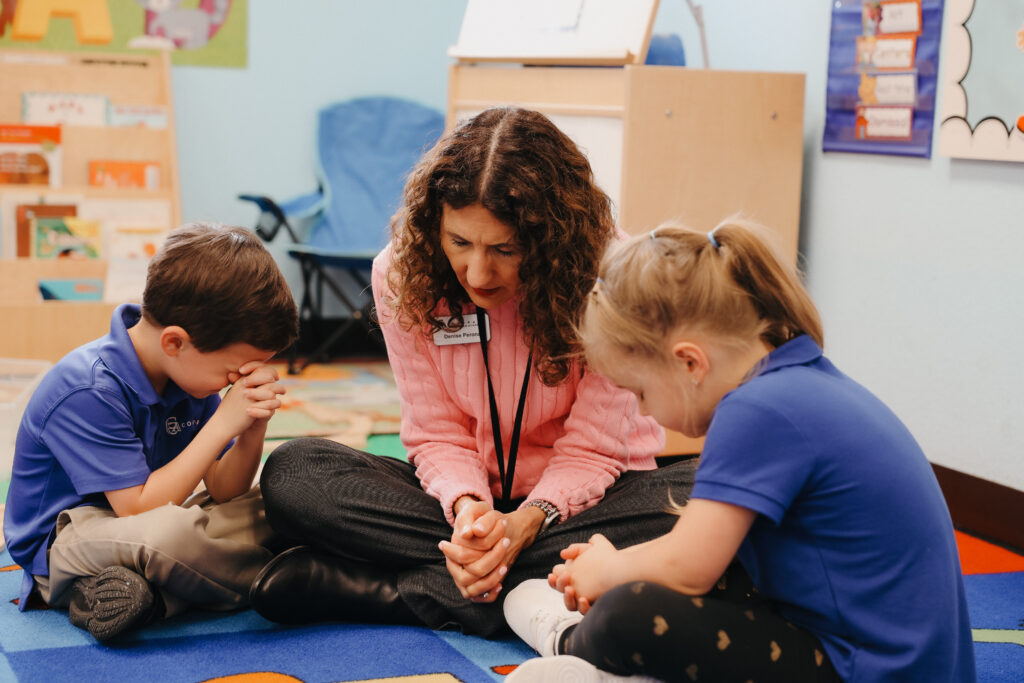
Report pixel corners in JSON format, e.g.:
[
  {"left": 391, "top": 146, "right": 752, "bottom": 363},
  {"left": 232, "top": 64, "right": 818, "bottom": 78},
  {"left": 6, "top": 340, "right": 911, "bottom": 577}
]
[
  {"left": 22, "top": 92, "right": 109, "bottom": 126},
  {"left": 38, "top": 278, "right": 104, "bottom": 301},
  {"left": 104, "top": 225, "right": 169, "bottom": 303},
  {"left": 107, "top": 104, "right": 168, "bottom": 129},
  {"left": 0, "top": 124, "right": 62, "bottom": 187},
  {"left": 88, "top": 160, "right": 161, "bottom": 189},
  {"left": 15, "top": 203, "right": 78, "bottom": 258},
  {"left": 31, "top": 216, "right": 102, "bottom": 259}
]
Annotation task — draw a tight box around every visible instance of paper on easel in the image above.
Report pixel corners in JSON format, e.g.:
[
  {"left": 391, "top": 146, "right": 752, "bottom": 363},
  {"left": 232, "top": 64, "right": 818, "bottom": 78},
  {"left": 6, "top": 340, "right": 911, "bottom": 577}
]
[{"left": 450, "top": 0, "right": 656, "bottom": 64}]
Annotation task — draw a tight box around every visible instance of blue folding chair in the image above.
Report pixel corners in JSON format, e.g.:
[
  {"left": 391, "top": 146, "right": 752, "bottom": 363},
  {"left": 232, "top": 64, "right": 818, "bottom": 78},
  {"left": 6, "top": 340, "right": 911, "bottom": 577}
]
[{"left": 240, "top": 96, "right": 446, "bottom": 373}]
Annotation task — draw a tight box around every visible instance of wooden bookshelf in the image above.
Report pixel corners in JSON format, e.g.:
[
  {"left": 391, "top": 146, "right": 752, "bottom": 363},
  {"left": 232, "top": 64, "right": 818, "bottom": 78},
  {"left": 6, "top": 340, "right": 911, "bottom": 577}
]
[{"left": 0, "top": 49, "right": 179, "bottom": 361}]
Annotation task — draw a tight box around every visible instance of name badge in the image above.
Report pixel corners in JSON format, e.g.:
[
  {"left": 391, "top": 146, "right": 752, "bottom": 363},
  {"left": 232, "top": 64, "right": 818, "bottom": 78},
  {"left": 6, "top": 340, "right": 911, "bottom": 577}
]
[{"left": 433, "top": 314, "right": 490, "bottom": 346}]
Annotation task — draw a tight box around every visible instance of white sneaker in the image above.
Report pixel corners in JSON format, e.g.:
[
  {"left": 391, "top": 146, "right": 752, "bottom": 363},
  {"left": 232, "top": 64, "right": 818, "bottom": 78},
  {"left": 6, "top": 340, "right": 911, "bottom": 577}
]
[
  {"left": 503, "top": 579, "right": 583, "bottom": 656},
  {"left": 506, "top": 655, "right": 663, "bottom": 682}
]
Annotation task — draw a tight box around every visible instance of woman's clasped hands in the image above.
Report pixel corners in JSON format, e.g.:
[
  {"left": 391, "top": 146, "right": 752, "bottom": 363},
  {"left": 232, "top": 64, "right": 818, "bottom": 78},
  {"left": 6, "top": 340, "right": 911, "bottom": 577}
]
[{"left": 438, "top": 497, "right": 544, "bottom": 603}]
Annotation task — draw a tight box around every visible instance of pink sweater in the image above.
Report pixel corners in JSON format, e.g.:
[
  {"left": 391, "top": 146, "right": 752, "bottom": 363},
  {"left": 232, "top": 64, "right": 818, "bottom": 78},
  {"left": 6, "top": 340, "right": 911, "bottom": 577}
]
[{"left": 372, "top": 244, "right": 664, "bottom": 525}]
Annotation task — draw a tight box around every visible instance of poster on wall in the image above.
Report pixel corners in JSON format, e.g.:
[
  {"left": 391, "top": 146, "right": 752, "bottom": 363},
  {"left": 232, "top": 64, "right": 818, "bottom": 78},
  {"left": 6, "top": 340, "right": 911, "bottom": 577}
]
[
  {"left": 0, "top": 0, "right": 247, "bottom": 68},
  {"left": 938, "top": 0, "right": 1024, "bottom": 162},
  {"left": 823, "top": 0, "right": 945, "bottom": 157}
]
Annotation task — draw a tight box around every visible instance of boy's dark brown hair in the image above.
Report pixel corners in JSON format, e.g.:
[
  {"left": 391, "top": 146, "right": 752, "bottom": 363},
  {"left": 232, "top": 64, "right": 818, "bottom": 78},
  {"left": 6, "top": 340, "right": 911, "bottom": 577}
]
[{"left": 142, "top": 222, "right": 298, "bottom": 353}]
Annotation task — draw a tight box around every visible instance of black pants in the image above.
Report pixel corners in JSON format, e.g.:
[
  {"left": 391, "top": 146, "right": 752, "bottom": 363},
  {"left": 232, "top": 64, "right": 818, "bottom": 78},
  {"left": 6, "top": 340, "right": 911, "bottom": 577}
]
[
  {"left": 259, "top": 437, "right": 697, "bottom": 637},
  {"left": 563, "top": 563, "right": 842, "bottom": 682}
]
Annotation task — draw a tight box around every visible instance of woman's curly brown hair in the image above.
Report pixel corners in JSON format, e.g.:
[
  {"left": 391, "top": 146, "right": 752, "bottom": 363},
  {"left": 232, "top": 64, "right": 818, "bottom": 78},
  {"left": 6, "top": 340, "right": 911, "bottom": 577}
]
[{"left": 386, "top": 107, "right": 614, "bottom": 386}]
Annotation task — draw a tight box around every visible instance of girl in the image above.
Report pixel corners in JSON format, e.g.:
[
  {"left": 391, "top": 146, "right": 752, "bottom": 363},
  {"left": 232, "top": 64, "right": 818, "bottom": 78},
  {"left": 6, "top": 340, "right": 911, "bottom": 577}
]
[
  {"left": 251, "top": 108, "right": 696, "bottom": 636},
  {"left": 503, "top": 220, "right": 975, "bottom": 681}
]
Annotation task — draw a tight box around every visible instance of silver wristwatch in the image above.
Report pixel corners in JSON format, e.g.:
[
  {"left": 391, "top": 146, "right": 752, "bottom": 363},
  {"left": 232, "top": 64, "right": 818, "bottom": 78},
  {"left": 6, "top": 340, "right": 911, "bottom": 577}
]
[{"left": 525, "top": 499, "right": 560, "bottom": 534}]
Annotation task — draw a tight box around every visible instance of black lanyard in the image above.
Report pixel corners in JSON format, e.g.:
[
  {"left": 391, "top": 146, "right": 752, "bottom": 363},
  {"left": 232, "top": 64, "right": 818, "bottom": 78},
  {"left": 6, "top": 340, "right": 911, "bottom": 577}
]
[{"left": 476, "top": 308, "right": 532, "bottom": 511}]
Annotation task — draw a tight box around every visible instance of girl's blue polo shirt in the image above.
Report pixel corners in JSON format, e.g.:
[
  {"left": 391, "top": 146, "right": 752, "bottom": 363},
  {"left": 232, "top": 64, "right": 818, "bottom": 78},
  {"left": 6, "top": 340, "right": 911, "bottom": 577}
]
[
  {"left": 692, "top": 335, "right": 975, "bottom": 682},
  {"left": 3, "top": 304, "right": 221, "bottom": 610}
]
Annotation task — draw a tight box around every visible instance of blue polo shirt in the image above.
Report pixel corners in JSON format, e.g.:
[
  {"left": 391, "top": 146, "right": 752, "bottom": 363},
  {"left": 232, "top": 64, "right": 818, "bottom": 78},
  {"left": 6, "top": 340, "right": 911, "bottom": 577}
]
[
  {"left": 692, "top": 335, "right": 975, "bottom": 682},
  {"left": 3, "top": 304, "right": 221, "bottom": 610}
]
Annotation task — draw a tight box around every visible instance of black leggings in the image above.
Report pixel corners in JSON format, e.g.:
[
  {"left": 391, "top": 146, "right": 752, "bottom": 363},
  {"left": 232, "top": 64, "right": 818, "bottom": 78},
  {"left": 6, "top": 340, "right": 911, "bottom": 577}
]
[
  {"left": 259, "top": 438, "right": 698, "bottom": 637},
  {"left": 562, "top": 564, "right": 842, "bottom": 682}
]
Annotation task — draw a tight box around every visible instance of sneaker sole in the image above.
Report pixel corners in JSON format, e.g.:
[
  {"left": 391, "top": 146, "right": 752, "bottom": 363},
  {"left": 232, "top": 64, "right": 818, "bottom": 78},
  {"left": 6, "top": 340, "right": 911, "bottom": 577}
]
[
  {"left": 507, "top": 656, "right": 660, "bottom": 683},
  {"left": 69, "top": 566, "right": 154, "bottom": 641}
]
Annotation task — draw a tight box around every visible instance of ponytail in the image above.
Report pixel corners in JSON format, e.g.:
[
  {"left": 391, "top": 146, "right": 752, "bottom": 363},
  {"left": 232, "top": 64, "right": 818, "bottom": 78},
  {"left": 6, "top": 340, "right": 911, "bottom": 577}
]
[
  {"left": 580, "top": 217, "right": 822, "bottom": 362},
  {"left": 713, "top": 220, "right": 823, "bottom": 348}
]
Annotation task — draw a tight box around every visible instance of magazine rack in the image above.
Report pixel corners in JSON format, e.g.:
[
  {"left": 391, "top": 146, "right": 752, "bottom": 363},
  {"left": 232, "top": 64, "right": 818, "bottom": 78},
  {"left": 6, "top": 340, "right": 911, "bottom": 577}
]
[
  {"left": 0, "top": 49, "right": 180, "bottom": 361},
  {"left": 448, "top": 1, "right": 806, "bottom": 454}
]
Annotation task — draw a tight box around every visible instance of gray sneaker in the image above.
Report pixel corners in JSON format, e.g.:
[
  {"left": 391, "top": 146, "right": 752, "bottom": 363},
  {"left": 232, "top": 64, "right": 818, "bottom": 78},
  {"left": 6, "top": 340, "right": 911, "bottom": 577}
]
[
  {"left": 68, "top": 566, "right": 156, "bottom": 641},
  {"left": 507, "top": 655, "right": 664, "bottom": 682}
]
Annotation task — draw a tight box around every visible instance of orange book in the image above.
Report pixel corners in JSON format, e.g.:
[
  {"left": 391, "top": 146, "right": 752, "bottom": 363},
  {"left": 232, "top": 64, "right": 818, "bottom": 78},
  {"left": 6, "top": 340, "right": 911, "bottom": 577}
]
[
  {"left": 0, "top": 124, "right": 62, "bottom": 186},
  {"left": 88, "top": 160, "right": 161, "bottom": 189}
]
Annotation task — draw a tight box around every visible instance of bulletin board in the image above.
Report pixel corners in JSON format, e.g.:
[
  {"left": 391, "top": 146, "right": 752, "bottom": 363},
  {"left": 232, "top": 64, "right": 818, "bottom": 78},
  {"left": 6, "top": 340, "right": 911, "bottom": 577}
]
[
  {"left": 938, "top": 0, "right": 1024, "bottom": 162},
  {"left": 823, "top": 0, "right": 945, "bottom": 157},
  {"left": 0, "top": 0, "right": 247, "bottom": 68}
]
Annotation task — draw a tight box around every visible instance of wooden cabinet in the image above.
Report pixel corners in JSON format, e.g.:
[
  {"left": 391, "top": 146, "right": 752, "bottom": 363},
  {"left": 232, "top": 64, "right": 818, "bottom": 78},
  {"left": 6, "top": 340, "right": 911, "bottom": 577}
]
[
  {"left": 0, "top": 49, "right": 180, "bottom": 361},
  {"left": 448, "top": 64, "right": 805, "bottom": 257}
]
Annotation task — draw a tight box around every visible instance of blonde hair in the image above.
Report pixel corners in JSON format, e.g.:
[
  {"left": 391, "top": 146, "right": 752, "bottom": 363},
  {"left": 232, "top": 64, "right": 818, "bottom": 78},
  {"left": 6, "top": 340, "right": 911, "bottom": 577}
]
[{"left": 580, "top": 218, "right": 822, "bottom": 366}]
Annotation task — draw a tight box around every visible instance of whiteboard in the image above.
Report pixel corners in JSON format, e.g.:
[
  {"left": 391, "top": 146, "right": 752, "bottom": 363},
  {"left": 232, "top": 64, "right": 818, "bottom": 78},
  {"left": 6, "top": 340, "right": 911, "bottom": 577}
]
[{"left": 449, "top": 0, "right": 659, "bottom": 65}]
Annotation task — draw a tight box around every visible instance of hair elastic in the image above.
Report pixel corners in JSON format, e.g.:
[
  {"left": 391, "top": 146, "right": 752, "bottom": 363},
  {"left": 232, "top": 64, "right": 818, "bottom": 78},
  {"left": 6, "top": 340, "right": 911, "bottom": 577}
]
[
  {"left": 650, "top": 229, "right": 658, "bottom": 240},
  {"left": 707, "top": 230, "right": 720, "bottom": 249}
]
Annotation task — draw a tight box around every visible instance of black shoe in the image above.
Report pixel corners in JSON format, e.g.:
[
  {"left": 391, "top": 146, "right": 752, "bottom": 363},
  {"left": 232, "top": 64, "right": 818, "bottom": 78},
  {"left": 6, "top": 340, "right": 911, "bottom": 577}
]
[
  {"left": 68, "top": 566, "right": 161, "bottom": 641},
  {"left": 249, "top": 545, "right": 419, "bottom": 626}
]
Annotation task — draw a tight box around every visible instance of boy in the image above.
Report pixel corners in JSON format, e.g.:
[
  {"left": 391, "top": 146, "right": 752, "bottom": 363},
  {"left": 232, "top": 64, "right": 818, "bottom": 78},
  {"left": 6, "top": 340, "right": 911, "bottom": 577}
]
[{"left": 3, "top": 222, "right": 299, "bottom": 641}]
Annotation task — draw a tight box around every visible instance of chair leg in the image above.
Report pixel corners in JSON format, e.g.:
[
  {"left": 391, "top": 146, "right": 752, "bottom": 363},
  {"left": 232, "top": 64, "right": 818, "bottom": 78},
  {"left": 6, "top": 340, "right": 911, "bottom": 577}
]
[
  {"left": 291, "top": 316, "right": 360, "bottom": 374},
  {"left": 348, "top": 269, "right": 387, "bottom": 355},
  {"left": 288, "top": 258, "right": 322, "bottom": 375},
  {"left": 291, "top": 262, "right": 380, "bottom": 373}
]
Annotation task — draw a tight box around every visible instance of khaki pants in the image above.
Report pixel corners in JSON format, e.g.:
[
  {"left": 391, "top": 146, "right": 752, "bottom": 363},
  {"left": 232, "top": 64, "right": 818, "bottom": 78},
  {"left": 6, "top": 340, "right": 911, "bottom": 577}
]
[{"left": 35, "top": 487, "right": 276, "bottom": 618}]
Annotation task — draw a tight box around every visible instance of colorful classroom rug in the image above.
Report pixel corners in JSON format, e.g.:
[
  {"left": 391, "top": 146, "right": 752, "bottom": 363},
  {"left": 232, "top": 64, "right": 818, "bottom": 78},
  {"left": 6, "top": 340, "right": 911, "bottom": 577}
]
[
  {"left": 1, "top": 360, "right": 1023, "bottom": 680},
  {"left": 262, "top": 361, "right": 403, "bottom": 456},
  {"left": 0, "top": 531, "right": 1019, "bottom": 681}
]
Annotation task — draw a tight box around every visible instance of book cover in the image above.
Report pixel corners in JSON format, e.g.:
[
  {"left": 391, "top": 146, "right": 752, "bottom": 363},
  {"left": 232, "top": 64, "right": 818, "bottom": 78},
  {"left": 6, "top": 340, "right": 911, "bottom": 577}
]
[
  {"left": 32, "top": 216, "right": 102, "bottom": 259},
  {"left": 107, "top": 104, "right": 168, "bottom": 129},
  {"left": 104, "top": 225, "right": 168, "bottom": 303},
  {"left": 88, "top": 160, "right": 161, "bottom": 189},
  {"left": 108, "top": 225, "right": 167, "bottom": 260},
  {"left": 37, "top": 278, "right": 104, "bottom": 301},
  {"left": 0, "top": 124, "right": 62, "bottom": 187},
  {"left": 22, "top": 92, "right": 108, "bottom": 126},
  {"left": 15, "top": 203, "right": 77, "bottom": 258}
]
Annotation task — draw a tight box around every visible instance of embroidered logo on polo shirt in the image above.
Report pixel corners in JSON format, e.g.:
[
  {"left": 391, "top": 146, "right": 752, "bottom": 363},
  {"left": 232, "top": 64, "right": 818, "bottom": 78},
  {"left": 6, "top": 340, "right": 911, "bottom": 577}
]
[
  {"left": 166, "top": 417, "right": 181, "bottom": 435},
  {"left": 165, "top": 416, "right": 201, "bottom": 435}
]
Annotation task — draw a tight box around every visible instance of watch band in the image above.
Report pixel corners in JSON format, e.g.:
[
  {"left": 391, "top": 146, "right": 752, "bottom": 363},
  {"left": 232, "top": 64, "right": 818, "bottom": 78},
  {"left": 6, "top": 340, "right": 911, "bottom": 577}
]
[{"left": 525, "top": 499, "right": 560, "bottom": 534}]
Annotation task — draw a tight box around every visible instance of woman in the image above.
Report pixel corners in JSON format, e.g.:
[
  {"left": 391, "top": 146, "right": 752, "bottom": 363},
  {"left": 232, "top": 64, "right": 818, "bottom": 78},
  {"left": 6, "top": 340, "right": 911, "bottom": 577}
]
[{"left": 251, "top": 107, "right": 697, "bottom": 636}]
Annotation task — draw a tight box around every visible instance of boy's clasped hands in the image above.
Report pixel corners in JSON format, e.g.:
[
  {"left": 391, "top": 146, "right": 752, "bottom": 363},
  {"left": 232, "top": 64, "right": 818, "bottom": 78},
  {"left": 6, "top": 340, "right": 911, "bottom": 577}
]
[{"left": 219, "top": 361, "right": 287, "bottom": 431}]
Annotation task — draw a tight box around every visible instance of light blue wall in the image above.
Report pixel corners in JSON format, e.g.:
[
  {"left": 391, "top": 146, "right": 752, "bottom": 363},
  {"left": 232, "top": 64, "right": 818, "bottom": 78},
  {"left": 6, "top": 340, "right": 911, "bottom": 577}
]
[{"left": 171, "top": 0, "right": 1024, "bottom": 492}]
